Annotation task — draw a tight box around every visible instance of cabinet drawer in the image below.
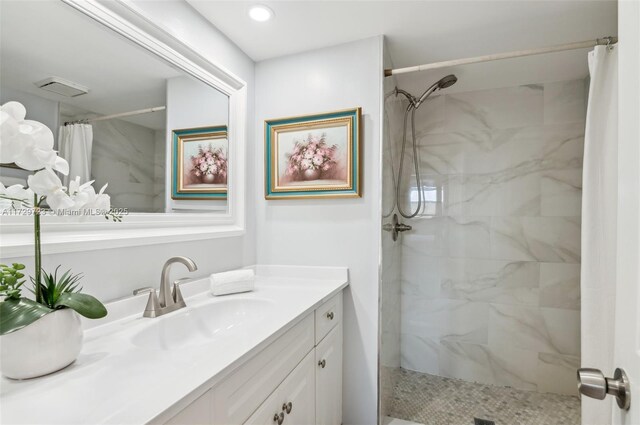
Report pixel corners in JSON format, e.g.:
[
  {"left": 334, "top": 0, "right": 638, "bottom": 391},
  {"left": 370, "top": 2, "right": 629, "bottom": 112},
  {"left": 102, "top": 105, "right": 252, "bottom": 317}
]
[
  {"left": 315, "top": 292, "right": 342, "bottom": 344},
  {"left": 212, "top": 314, "right": 314, "bottom": 425},
  {"left": 243, "top": 351, "right": 315, "bottom": 425}
]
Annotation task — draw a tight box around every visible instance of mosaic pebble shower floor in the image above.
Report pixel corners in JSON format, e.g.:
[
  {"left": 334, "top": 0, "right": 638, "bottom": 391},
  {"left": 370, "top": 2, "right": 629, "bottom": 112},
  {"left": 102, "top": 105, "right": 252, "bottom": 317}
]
[{"left": 388, "top": 369, "right": 580, "bottom": 425}]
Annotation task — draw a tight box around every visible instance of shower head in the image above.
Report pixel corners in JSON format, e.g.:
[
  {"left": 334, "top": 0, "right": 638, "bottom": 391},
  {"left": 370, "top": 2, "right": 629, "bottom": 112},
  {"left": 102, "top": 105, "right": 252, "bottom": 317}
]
[
  {"left": 437, "top": 74, "right": 458, "bottom": 89},
  {"left": 414, "top": 74, "right": 458, "bottom": 109}
]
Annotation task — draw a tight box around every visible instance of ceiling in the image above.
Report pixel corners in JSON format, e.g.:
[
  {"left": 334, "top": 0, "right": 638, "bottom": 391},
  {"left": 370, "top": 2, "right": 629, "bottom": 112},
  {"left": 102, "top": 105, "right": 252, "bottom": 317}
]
[
  {"left": 0, "top": 0, "right": 183, "bottom": 130},
  {"left": 188, "top": 0, "right": 617, "bottom": 93}
]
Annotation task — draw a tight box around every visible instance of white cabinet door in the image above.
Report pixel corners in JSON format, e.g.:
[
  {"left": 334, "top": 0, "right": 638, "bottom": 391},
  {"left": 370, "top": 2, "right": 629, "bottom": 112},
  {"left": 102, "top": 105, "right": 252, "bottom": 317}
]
[
  {"left": 281, "top": 351, "right": 316, "bottom": 425},
  {"left": 245, "top": 351, "right": 316, "bottom": 425},
  {"left": 213, "top": 315, "right": 314, "bottom": 425},
  {"left": 315, "top": 323, "right": 342, "bottom": 425}
]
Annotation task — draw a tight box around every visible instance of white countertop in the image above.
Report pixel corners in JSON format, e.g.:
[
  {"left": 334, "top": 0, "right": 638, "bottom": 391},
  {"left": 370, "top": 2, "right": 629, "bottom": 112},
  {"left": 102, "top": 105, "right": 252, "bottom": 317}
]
[{"left": 0, "top": 265, "right": 348, "bottom": 425}]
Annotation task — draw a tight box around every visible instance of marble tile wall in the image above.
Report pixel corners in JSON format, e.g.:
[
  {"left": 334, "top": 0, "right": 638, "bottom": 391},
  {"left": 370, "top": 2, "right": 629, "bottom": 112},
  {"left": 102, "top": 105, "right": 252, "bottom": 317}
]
[
  {"left": 91, "top": 119, "right": 165, "bottom": 213},
  {"left": 398, "top": 79, "right": 586, "bottom": 395}
]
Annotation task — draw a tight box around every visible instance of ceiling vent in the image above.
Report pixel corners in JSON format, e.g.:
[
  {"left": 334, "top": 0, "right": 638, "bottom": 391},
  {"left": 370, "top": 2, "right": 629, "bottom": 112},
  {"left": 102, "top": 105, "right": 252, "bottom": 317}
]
[{"left": 34, "top": 77, "right": 89, "bottom": 97}]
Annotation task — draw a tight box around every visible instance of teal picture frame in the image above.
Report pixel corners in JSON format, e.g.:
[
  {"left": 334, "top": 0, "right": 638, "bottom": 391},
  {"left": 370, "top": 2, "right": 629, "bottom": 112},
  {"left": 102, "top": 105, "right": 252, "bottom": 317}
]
[
  {"left": 264, "top": 108, "right": 361, "bottom": 199},
  {"left": 172, "top": 125, "right": 228, "bottom": 200}
]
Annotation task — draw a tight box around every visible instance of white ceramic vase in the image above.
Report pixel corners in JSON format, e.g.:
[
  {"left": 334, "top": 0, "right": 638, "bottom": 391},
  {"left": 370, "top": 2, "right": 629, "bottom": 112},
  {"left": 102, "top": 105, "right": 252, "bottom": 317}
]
[{"left": 0, "top": 309, "right": 83, "bottom": 380}]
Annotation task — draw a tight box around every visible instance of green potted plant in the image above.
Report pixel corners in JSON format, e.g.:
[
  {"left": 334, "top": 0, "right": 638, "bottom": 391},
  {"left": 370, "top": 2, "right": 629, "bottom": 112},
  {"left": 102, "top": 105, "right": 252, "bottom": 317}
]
[{"left": 0, "top": 101, "right": 119, "bottom": 379}]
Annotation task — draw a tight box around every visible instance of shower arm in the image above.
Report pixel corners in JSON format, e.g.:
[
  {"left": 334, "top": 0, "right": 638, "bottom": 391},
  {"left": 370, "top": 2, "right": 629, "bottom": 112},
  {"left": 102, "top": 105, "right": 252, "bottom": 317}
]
[
  {"left": 394, "top": 87, "right": 418, "bottom": 110},
  {"left": 394, "top": 82, "right": 440, "bottom": 110}
]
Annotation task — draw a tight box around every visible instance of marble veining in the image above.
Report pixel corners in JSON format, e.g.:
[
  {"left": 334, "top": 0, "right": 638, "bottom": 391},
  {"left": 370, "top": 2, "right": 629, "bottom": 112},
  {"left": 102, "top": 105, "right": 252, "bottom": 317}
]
[
  {"left": 90, "top": 118, "right": 165, "bottom": 212},
  {"left": 395, "top": 79, "right": 586, "bottom": 397}
]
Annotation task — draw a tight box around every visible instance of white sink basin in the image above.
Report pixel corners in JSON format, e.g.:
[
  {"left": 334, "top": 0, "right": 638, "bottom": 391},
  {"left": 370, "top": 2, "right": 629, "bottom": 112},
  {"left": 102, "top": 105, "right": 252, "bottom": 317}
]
[{"left": 131, "top": 298, "right": 275, "bottom": 350}]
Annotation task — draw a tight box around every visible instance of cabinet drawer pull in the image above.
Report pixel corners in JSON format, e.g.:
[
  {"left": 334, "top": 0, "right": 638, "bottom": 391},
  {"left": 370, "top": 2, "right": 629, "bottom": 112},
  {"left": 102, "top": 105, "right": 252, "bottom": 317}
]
[
  {"left": 326, "top": 311, "right": 334, "bottom": 320},
  {"left": 318, "top": 359, "right": 326, "bottom": 368},
  {"left": 282, "top": 401, "right": 293, "bottom": 414},
  {"left": 273, "top": 412, "right": 284, "bottom": 425}
]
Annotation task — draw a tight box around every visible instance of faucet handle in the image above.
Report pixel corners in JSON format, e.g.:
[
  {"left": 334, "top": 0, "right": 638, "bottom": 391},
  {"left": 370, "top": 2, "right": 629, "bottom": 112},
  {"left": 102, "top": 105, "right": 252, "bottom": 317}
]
[
  {"left": 172, "top": 278, "right": 190, "bottom": 307},
  {"left": 133, "top": 287, "right": 153, "bottom": 296},
  {"left": 133, "top": 287, "right": 161, "bottom": 318}
]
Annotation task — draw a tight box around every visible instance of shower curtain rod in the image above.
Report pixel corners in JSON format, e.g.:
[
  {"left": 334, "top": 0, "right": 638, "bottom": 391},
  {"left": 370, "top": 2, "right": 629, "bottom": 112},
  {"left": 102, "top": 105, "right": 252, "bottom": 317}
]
[
  {"left": 65, "top": 106, "right": 166, "bottom": 125},
  {"left": 88, "top": 106, "right": 166, "bottom": 122},
  {"left": 384, "top": 36, "right": 618, "bottom": 77}
]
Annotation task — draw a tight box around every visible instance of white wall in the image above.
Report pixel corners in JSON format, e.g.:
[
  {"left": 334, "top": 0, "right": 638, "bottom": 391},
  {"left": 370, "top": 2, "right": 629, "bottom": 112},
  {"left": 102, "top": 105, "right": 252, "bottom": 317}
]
[
  {"left": 255, "top": 36, "right": 384, "bottom": 425},
  {"left": 5, "top": 1, "right": 257, "bottom": 302},
  {"left": 165, "top": 75, "right": 229, "bottom": 212}
]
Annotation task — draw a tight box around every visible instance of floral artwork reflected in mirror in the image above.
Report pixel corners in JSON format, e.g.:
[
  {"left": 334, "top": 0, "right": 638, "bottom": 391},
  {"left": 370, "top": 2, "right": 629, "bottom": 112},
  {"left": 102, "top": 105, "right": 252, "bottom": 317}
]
[
  {"left": 265, "top": 108, "right": 361, "bottom": 199},
  {"left": 172, "top": 126, "right": 228, "bottom": 200}
]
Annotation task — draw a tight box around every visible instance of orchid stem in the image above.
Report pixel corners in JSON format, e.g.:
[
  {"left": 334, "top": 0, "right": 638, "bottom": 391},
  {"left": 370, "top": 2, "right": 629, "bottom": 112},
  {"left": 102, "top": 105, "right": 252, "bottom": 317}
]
[{"left": 33, "top": 194, "right": 41, "bottom": 304}]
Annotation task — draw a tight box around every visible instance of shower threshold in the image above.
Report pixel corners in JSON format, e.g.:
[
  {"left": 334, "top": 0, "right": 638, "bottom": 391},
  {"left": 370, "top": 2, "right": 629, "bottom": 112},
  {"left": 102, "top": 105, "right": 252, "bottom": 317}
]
[{"left": 387, "top": 368, "right": 580, "bottom": 425}]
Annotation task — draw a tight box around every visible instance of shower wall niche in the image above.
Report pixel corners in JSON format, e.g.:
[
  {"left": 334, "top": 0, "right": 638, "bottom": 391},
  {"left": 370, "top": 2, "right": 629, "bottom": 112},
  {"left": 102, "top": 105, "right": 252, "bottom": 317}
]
[{"left": 385, "top": 78, "right": 586, "bottom": 397}]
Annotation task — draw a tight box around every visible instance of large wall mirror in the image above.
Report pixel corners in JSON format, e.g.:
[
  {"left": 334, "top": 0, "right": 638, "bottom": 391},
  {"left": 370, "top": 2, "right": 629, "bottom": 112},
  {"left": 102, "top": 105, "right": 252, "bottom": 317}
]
[{"left": 0, "top": 0, "right": 246, "bottom": 256}]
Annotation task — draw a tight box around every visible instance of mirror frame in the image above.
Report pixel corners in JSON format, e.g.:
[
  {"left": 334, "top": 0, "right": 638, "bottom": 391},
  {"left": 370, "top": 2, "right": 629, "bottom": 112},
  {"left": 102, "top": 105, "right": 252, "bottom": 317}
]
[{"left": 0, "top": 0, "right": 247, "bottom": 258}]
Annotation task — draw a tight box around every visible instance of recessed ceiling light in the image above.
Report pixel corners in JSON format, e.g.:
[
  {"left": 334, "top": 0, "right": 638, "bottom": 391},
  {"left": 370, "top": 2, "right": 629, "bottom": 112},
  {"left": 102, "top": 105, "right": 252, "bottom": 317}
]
[{"left": 248, "top": 5, "right": 274, "bottom": 22}]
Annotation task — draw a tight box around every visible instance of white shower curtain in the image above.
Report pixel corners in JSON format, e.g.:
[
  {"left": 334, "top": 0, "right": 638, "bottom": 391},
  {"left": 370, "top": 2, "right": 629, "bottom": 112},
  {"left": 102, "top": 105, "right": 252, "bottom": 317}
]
[
  {"left": 58, "top": 123, "right": 93, "bottom": 186},
  {"left": 581, "top": 44, "right": 618, "bottom": 425}
]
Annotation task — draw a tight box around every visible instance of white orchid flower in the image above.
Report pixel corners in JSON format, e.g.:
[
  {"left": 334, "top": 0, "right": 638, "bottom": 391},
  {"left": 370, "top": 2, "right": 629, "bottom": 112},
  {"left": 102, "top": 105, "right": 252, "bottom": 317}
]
[
  {"left": 0, "top": 102, "right": 69, "bottom": 174},
  {"left": 0, "top": 182, "right": 34, "bottom": 210},
  {"left": 0, "top": 109, "right": 21, "bottom": 164},
  {"left": 67, "top": 176, "right": 94, "bottom": 210},
  {"left": 27, "top": 169, "right": 74, "bottom": 211},
  {"left": 80, "top": 182, "right": 111, "bottom": 213},
  {"left": 65, "top": 176, "right": 111, "bottom": 215},
  {"left": 1, "top": 101, "right": 26, "bottom": 121},
  {"left": 12, "top": 120, "right": 69, "bottom": 174}
]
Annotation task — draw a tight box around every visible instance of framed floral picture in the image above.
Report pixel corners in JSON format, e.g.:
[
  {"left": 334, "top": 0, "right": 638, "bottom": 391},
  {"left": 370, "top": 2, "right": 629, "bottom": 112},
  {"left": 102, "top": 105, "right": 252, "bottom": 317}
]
[
  {"left": 265, "top": 108, "right": 361, "bottom": 199},
  {"left": 172, "top": 125, "right": 228, "bottom": 200}
]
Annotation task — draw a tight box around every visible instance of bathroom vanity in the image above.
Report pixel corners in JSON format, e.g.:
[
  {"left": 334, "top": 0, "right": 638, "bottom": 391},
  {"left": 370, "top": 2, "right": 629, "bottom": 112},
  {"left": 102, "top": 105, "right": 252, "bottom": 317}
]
[{"left": 0, "top": 266, "right": 348, "bottom": 425}]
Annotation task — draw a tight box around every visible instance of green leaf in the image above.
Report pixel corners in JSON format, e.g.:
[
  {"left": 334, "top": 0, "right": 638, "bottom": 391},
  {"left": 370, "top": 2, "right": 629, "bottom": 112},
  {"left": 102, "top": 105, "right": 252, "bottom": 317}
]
[
  {"left": 55, "top": 293, "right": 107, "bottom": 319},
  {"left": 0, "top": 298, "right": 53, "bottom": 335}
]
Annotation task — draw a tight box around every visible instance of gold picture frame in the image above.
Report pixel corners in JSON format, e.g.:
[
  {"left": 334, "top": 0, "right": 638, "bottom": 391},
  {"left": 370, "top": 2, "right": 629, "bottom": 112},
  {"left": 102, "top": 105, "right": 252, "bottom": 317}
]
[
  {"left": 172, "top": 125, "right": 228, "bottom": 200},
  {"left": 264, "top": 107, "right": 361, "bottom": 199}
]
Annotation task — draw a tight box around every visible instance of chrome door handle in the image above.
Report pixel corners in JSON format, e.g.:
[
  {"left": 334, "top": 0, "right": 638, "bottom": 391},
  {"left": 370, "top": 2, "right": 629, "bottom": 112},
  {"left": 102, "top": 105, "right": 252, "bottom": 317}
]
[{"left": 577, "top": 367, "right": 630, "bottom": 410}]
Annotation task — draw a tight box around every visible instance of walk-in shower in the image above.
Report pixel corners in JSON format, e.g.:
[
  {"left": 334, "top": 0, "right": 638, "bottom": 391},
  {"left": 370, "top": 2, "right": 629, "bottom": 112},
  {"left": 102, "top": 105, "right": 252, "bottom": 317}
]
[{"left": 379, "top": 38, "right": 606, "bottom": 423}]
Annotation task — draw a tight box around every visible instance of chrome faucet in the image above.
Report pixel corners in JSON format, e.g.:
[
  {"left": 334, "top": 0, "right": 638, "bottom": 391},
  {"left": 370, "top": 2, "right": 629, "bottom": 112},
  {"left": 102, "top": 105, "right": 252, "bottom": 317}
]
[{"left": 133, "top": 256, "right": 198, "bottom": 318}]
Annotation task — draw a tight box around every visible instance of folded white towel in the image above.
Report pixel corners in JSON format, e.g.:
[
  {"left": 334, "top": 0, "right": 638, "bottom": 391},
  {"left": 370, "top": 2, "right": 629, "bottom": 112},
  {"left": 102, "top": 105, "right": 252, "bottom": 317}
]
[{"left": 210, "top": 269, "right": 255, "bottom": 296}]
